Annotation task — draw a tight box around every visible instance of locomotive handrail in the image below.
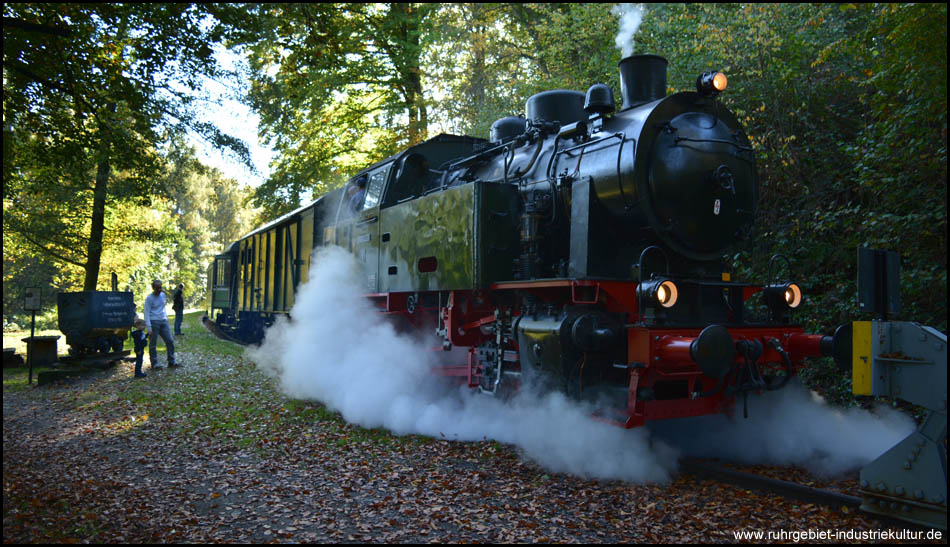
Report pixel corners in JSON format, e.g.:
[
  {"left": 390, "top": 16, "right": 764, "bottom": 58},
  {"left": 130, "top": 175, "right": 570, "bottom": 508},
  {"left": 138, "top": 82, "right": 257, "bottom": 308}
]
[
  {"left": 767, "top": 254, "right": 792, "bottom": 287},
  {"left": 441, "top": 138, "right": 519, "bottom": 177},
  {"left": 544, "top": 132, "right": 564, "bottom": 181},
  {"left": 510, "top": 136, "right": 545, "bottom": 186},
  {"left": 356, "top": 215, "right": 378, "bottom": 225},
  {"left": 673, "top": 136, "right": 754, "bottom": 154},
  {"left": 545, "top": 132, "right": 636, "bottom": 212},
  {"left": 545, "top": 131, "right": 625, "bottom": 179},
  {"left": 436, "top": 141, "right": 517, "bottom": 189},
  {"left": 616, "top": 135, "right": 635, "bottom": 211},
  {"left": 551, "top": 131, "right": 627, "bottom": 157}
]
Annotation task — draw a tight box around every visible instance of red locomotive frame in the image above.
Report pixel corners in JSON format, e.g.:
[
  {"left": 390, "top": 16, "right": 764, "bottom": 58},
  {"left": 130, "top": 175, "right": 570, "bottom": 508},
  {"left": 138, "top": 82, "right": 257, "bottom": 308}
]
[{"left": 369, "top": 279, "right": 828, "bottom": 428}]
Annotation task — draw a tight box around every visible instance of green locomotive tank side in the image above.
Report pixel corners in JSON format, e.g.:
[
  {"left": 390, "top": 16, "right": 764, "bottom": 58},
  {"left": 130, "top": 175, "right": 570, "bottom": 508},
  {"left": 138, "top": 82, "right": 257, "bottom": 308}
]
[{"left": 377, "top": 181, "right": 520, "bottom": 292}]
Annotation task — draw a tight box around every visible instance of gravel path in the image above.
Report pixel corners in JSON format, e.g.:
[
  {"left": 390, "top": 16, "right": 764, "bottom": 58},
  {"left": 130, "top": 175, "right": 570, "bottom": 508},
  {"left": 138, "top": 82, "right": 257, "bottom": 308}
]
[{"left": 3, "top": 344, "right": 938, "bottom": 543}]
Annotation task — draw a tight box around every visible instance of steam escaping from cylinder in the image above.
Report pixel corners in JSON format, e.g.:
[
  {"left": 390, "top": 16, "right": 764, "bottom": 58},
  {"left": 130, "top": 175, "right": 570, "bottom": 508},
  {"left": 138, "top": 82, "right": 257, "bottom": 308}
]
[
  {"left": 612, "top": 4, "right": 644, "bottom": 58},
  {"left": 248, "top": 246, "right": 678, "bottom": 483},
  {"left": 249, "top": 246, "right": 915, "bottom": 483},
  {"left": 649, "top": 381, "right": 916, "bottom": 477}
]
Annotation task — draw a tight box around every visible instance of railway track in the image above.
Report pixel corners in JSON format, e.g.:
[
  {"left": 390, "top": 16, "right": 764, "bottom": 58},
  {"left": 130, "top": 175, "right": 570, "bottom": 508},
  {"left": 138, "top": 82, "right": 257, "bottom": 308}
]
[
  {"left": 680, "top": 458, "right": 948, "bottom": 532},
  {"left": 680, "top": 459, "right": 862, "bottom": 510}
]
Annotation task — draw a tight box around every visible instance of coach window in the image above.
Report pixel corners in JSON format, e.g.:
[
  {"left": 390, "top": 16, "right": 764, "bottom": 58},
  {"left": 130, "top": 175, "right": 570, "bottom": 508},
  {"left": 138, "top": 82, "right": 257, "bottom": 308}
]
[
  {"left": 361, "top": 164, "right": 391, "bottom": 211},
  {"left": 215, "top": 258, "right": 231, "bottom": 286}
]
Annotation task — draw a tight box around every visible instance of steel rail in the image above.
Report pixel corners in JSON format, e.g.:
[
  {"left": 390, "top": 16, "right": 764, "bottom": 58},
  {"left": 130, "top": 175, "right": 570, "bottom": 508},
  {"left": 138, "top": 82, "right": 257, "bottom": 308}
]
[{"left": 680, "top": 458, "right": 863, "bottom": 509}]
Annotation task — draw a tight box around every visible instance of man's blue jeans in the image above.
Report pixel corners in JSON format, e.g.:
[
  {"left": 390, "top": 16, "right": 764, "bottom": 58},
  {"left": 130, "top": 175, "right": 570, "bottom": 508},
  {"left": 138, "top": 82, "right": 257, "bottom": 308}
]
[
  {"left": 174, "top": 311, "right": 183, "bottom": 335},
  {"left": 149, "top": 320, "right": 176, "bottom": 367}
]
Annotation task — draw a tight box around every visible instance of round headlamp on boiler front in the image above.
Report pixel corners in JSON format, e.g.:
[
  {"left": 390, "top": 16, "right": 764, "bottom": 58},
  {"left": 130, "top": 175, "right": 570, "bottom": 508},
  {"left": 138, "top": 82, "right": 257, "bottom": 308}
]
[
  {"left": 696, "top": 71, "right": 728, "bottom": 97},
  {"left": 763, "top": 254, "right": 802, "bottom": 322},
  {"left": 764, "top": 282, "right": 802, "bottom": 310},
  {"left": 639, "top": 278, "right": 680, "bottom": 309}
]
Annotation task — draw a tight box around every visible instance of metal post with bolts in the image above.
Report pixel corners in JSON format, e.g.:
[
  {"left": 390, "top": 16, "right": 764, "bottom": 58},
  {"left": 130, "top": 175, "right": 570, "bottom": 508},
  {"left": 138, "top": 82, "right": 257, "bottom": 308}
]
[{"left": 24, "top": 287, "right": 42, "bottom": 385}]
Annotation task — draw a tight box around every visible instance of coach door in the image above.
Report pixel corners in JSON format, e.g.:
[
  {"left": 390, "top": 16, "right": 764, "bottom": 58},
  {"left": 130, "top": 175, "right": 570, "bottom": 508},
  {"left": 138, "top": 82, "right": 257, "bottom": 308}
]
[
  {"left": 299, "top": 208, "right": 314, "bottom": 286},
  {"left": 352, "top": 163, "right": 391, "bottom": 293},
  {"left": 212, "top": 255, "right": 232, "bottom": 312},
  {"left": 240, "top": 237, "right": 256, "bottom": 312}
]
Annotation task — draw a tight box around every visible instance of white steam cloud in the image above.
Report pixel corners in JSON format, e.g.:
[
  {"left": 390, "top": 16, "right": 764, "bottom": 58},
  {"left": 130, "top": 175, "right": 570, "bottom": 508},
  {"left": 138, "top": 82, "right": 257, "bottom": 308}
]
[
  {"left": 612, "top": 3, "right": 644, "bottom": 59},
  {"left": 650, "top": 381, "right": 915, "bottom": 477},
  {"left": 249, "top": 246, "right": 677, "bottom": 483},
  {"left": 250, "top": 246, "right": 915, "bottom": 482}
]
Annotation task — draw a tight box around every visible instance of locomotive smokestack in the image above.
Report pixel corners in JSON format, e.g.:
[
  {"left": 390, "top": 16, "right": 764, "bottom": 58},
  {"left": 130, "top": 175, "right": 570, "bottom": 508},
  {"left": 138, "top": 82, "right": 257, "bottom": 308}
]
[{"left": 619, "top": 54, "right": 667, "bottom": 109}]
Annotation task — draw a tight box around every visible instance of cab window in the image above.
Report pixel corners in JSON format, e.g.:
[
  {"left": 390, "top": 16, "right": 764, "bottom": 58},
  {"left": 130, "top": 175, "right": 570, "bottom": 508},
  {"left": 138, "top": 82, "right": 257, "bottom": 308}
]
[{"left": 362, "top": 164, "right": 390, "bottom": 210}]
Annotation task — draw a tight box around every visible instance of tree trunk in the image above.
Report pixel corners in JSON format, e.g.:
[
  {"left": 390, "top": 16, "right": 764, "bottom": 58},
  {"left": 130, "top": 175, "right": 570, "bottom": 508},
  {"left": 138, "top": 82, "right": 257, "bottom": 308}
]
[
  {"left": 465, "top": 3, "right": 487, "bottom": 133},
  {"left": 392, "top": 3, "right": 427, "bottom": 145},
  {"left": 83, "top": 127, "right": 112, "bottom": 292},
  {"left": 407, "top": 68, "right": 427, "bottom": 144}
]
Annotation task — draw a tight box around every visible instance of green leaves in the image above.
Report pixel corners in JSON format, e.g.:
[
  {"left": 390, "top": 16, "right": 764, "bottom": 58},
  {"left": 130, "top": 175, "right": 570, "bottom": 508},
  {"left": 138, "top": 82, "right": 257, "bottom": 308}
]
[
  {"left": 3, "top": 3, "right": 943, "bottom": 330},
  {"left": 3, "top": 3, "right": 250, "bottom": 290},
  {"left": 640, "top": 3, "right": 946, "bottom": 332},
  {"left": 235, "top": 3, "right": 433, "bottom": 217}
]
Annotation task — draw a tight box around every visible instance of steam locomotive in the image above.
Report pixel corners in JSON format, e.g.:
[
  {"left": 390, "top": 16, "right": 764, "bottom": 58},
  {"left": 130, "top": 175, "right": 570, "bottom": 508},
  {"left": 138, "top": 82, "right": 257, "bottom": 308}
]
[{"left": 208, "top": 54, "right": 833, "bottom": 427}]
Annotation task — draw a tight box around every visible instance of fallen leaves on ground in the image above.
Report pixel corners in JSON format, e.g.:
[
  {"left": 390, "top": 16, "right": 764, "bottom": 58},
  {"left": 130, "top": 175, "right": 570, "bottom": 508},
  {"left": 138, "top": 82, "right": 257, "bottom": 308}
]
[{"left": 2, "top": 321, "right": 941, "bottom": 543}]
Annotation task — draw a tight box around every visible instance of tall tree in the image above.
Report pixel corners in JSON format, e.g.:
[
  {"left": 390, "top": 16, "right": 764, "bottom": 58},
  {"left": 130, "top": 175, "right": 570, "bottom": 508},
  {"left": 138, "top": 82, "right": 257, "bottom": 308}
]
[
  {"left": 3, "top": 3, "right": 249, "bottom": 291},
  {"left": 829, "top": 3, "right": 947, "bottom": 327},
  {"left": 426, "top": 3, "right": 531, "bottom": 138},
  {"left": 427, "top": 4, "right": 622, "bottom": 138},
  {"left": 633, "top": 3, "right": 946, "bottom": 330},
  {"left": 235, "top": 3, "right": 434, "bottom": 217},
  {"left": 160, "top": 136, "right": 257, "bottom": 304}
]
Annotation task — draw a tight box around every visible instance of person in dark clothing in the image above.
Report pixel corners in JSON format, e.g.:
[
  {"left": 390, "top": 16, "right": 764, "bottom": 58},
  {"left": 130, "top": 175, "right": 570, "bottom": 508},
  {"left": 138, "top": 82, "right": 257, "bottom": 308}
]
[
  {"left": 173, "top": 283, "right": 185, "bottom": 335},
  {"left": 349, "top": 175, "right": 368, "bottom": 213},
  {"left": 131, "top": 318, "right": 149, "bottom": 378}
]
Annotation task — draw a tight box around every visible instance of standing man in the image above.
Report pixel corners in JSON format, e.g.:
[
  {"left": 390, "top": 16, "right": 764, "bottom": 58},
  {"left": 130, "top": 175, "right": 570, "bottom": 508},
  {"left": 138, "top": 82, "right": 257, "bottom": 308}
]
[
  {"left": 173, "top": 283, "right": 185, "bottom": 335},
  {"left": 144, "top": 279, "right": 179, "bottom": 369}
]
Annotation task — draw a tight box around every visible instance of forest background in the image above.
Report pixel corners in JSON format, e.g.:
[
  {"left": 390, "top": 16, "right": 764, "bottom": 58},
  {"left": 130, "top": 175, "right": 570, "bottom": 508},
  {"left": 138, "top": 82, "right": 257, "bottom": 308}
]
[{"left": 3, "top": 3, "right": 946, "bottom": 343}]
